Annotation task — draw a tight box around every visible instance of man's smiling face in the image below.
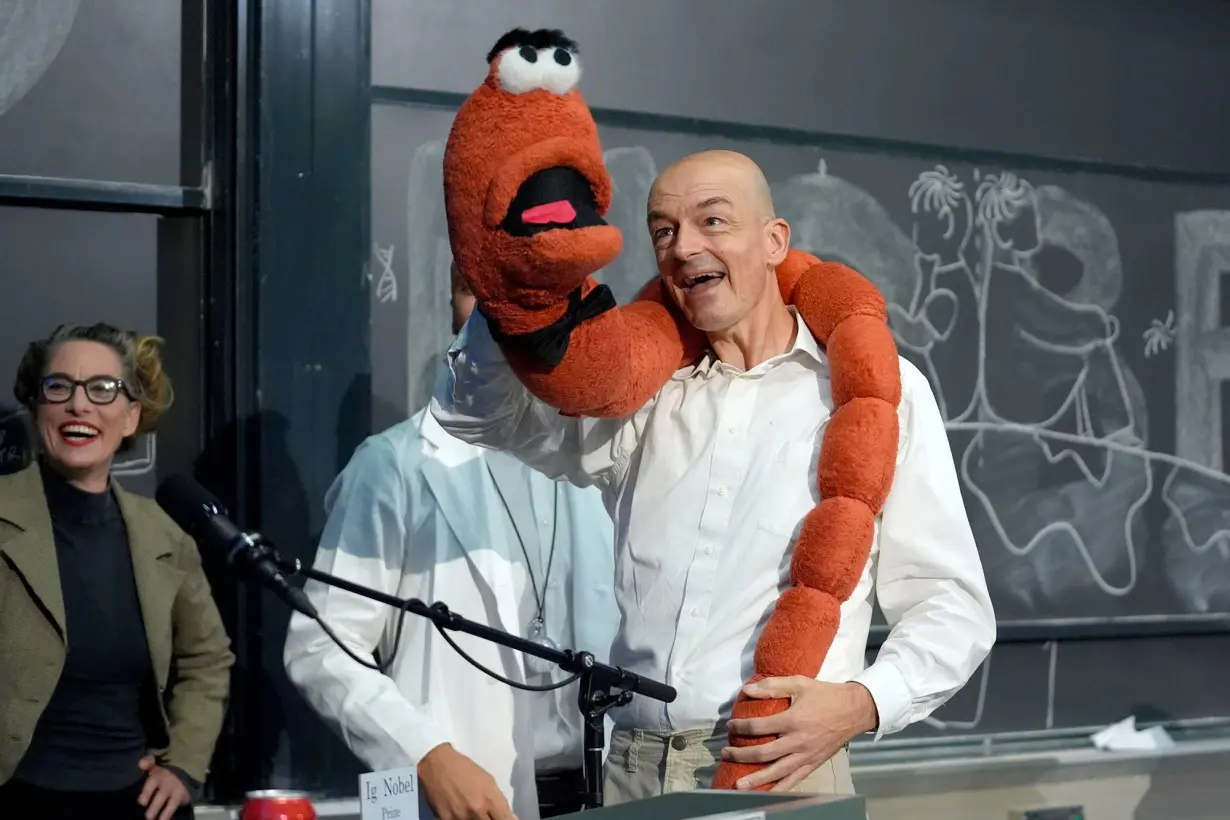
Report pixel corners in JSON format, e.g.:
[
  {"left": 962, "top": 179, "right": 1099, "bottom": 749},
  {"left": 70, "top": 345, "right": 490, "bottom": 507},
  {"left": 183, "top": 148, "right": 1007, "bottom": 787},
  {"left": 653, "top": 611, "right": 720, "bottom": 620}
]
[{"left": 646, "top": 152, "right": 789, "bottom": 333}]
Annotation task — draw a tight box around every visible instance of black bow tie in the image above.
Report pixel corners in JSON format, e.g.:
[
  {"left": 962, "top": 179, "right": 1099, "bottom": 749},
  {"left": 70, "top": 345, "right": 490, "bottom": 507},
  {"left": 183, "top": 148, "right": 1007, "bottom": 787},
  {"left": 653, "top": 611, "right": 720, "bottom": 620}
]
[{"left": 487, "top": 284, "right": 617, "bottom": 368}]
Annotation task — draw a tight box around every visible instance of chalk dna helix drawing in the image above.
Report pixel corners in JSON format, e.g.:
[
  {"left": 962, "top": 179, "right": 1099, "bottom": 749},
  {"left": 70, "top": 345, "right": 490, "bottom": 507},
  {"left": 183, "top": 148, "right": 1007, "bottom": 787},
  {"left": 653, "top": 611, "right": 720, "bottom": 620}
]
[{"left": 371, "top": 242, "right": 398, "bottom": 304}]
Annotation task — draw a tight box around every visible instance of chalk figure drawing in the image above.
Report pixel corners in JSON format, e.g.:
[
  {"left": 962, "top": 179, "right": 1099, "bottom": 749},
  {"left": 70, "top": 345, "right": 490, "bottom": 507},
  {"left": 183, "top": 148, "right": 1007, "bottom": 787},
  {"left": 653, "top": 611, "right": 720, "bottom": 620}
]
[{"left": 397, "top": 139, "right": 1230, "bottom": 732}]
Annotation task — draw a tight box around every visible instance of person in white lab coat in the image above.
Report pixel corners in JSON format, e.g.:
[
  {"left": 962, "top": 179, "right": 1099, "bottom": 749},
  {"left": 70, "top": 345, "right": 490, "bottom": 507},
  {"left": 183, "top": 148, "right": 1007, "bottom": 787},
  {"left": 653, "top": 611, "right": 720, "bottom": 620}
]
[{"left": 283, "top": 267, "right": 618, "bottom": 820}]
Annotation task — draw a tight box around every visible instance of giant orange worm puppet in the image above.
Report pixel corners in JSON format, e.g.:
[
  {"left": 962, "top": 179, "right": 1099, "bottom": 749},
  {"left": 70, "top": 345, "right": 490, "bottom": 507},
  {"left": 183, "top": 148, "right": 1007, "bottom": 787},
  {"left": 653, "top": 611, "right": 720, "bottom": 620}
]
[{"left": 443, "top": 29, "right": 902, "bottom": 790}]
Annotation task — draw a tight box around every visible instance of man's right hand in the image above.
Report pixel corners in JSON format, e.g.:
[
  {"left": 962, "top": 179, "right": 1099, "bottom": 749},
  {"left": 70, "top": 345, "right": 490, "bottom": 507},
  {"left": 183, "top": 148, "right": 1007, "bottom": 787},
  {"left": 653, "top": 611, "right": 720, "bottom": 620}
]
[{"left": 418, "top": 744, "right": 518, "bottom": 820}]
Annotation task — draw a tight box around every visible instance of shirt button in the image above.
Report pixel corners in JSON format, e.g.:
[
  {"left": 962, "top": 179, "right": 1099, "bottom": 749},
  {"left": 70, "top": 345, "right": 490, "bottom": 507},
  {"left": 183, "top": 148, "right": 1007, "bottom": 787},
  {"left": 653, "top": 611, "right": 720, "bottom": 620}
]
[
  {"left": 703, "top": 545, "right": 713, "bottom": 556},
  {"left": 716, "top": 486, "right": 727, "bottom": 497},
  {"left": 727, "top": 426, "right": 738, "bottom": 435},
  {"left": 691, "top": 607, "right": 701, "bottom": 618}
]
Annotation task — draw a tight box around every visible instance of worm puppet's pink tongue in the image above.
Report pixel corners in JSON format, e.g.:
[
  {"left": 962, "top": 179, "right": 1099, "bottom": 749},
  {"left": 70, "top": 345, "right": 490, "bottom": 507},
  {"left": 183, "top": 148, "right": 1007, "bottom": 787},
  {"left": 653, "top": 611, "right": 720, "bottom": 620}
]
[{"left": 522, "top": 200, "right": 577, "bottom": 225}]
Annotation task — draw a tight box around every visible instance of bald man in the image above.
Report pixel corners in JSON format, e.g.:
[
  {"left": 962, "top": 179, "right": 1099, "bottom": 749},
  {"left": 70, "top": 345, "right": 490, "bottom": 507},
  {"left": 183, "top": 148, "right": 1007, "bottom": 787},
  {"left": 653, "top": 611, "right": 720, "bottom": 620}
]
[{"left": 433, "top": 150, "right": 994, "bottom": 801}]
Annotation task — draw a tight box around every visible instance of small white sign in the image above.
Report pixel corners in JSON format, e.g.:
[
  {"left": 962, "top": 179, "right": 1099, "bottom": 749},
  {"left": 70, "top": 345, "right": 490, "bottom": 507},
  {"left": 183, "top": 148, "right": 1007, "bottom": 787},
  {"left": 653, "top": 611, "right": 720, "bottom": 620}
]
[{"left": 359, "top": 766, "right": 420, "bottom": 820}]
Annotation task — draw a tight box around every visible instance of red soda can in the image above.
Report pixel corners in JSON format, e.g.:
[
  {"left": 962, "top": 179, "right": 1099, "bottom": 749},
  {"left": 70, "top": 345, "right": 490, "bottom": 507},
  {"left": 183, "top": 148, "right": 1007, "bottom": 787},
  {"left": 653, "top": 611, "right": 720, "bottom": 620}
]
[{"left": 241, "top": 790, "right": 317, "bottom": 820}]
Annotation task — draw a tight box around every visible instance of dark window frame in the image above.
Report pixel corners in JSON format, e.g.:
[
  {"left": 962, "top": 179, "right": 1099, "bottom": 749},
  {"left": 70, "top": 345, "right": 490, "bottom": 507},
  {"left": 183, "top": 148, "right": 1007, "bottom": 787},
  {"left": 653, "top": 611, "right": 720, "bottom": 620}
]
[{"left": 202, "top": 0, "right": 373, "bottom": 802}]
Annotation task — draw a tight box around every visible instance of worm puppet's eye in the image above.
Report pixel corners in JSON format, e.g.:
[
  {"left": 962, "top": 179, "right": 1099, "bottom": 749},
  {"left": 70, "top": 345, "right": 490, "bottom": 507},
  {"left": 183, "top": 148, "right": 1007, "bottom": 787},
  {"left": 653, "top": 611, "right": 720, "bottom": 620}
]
[{"left": 497, "top": 45, "right": 581, "bottom": 95}]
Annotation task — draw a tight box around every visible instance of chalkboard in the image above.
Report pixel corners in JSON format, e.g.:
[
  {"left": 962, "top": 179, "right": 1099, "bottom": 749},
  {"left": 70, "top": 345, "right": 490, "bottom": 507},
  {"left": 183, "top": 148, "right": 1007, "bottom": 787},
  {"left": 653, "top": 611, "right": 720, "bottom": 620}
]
[
  {"left": 0, "top": 207, "right": 162, "bottom": 497},
  {"left": 373, "top": 100, "right": 1230, "bottom": 623},
  {"left": 370, "top": 99, "right": 1230, "bottom": 737},
  {"left": 862, "top": 634, "right": 1230, "bottom": 740}
]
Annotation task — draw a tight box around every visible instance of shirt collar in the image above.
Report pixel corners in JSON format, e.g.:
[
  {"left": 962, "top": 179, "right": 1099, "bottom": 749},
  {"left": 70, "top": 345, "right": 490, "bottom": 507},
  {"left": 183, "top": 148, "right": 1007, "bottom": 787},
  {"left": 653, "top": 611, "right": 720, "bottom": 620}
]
[{"left": 674, "top": 307, "right": 827, "bottom": 380}]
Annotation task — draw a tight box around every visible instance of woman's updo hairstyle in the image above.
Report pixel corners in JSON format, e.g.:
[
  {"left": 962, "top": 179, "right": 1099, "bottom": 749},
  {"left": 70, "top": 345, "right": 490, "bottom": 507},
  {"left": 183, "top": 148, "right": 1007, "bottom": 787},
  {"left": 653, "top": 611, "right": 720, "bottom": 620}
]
[{"left": 12, "top": 322, "right": 174, "bottom": 451}]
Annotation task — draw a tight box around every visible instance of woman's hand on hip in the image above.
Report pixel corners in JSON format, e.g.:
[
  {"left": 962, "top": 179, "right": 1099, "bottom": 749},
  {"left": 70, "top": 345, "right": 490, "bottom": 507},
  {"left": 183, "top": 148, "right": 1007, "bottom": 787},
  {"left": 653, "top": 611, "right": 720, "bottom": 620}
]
[{"left": 137, "top": 755, "right": 190, "bottom": 820}]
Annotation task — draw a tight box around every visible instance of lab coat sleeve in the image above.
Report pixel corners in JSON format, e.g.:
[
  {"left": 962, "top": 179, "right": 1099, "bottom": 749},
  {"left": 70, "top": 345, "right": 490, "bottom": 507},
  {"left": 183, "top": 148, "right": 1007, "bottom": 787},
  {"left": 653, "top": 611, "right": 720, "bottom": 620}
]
[
  {"left": 430, "top": 310, "right": 644, "bottom": 491},
  {"left": 283, "top": 435, "right": 452, "bottom": 768}
]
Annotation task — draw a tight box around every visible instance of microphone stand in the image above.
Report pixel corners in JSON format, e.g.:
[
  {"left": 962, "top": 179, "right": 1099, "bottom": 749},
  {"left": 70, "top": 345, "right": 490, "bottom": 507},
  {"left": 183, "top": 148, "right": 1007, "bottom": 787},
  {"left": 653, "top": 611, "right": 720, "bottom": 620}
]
[{"left": 256, "top": 537, "right": 674, "bottom": 810}]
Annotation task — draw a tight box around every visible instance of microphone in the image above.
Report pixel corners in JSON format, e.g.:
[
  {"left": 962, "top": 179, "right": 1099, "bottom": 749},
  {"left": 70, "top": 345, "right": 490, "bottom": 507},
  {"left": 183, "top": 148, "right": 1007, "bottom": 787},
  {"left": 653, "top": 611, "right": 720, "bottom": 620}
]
[
  {"left": 614, "top": 669, "right": 675, "bottom": 706},
  {"left": 156, "top": 474, "right": 318, "bottom": 620}
]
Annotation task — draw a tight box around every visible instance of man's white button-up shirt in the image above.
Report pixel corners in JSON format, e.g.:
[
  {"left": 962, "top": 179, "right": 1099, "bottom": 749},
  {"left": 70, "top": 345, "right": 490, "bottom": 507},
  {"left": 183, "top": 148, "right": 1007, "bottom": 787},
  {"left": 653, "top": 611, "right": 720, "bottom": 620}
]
[{"left": 432, "top": 308, "right": 995, "bottom": 739}]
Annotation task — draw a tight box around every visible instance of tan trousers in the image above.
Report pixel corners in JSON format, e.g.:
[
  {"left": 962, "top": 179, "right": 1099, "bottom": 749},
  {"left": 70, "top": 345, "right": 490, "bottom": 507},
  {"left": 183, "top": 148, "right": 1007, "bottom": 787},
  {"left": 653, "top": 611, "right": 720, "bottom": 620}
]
[{"left": 604, "top": 727, "right": 855, "bottom": 803}]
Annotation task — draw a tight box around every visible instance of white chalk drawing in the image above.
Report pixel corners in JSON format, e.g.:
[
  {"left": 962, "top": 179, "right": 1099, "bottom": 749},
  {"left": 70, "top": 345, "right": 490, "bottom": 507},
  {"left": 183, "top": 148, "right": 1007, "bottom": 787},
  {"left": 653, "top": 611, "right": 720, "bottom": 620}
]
[
  {"left": 920, "top": 655, "right": 992, "bottom": 731},
  {"left": 920, "top": 641, "right": 1059, "bottom": 732},
  {"left": 372, "top": 242, "right": 398, "bottom": 304},
  {"left": 1044, "top": 640, "right": 1058, "bottom": 729},
  {"left": 1175, "top": 212, "right": 1230, "bottom": 472},
  {"left": 0, "top": 0, "right": 80, "bottom": 118},
  {"left": 773, "top": 159, "right": 1230, "bottom": 618},
  {"left": 1167, "top": 211, "right": 1230, "bottom": 612},
  {"left": 1143, "top": 310, "right": 1177, "bottom": 358},
  {"left": 112, "top": 433, "right": 156, "bottom": 477}
]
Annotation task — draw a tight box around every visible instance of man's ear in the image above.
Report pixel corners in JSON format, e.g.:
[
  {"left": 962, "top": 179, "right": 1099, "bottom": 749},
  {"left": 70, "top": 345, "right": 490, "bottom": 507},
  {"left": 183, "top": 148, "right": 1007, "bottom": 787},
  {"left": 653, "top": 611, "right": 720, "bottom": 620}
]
[{"left": 765, "top": 218, "right": 790, "bottom": 266}]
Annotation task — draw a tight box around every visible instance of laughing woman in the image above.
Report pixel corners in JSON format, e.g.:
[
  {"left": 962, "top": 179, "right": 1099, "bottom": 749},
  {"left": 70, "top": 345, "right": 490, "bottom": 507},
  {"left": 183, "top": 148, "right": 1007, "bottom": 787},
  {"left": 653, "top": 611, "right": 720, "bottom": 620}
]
[{"left": 0, "top": 323, "right": 234, "bottom": 820}]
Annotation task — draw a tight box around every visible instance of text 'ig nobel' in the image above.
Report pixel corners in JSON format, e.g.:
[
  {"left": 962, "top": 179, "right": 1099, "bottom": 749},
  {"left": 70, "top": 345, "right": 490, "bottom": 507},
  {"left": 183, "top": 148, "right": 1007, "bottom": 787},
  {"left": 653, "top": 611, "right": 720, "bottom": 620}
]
[{"left": 366, "top": 772, "right": 415, "bottom": 807}]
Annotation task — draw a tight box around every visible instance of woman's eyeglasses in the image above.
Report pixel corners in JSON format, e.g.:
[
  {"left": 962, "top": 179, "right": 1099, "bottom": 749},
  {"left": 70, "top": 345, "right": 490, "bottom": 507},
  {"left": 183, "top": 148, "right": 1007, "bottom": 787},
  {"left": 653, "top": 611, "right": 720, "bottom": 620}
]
[{"left": 39, "top": 374, "right": 132, "bottom": 406}]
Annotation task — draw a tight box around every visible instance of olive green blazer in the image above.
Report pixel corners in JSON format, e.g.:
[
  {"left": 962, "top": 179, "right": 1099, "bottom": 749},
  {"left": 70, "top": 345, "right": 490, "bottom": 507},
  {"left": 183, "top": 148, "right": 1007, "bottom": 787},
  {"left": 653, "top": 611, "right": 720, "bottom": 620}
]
[{"left": 0, "top": 462, "right": 235, "bottom": 786}]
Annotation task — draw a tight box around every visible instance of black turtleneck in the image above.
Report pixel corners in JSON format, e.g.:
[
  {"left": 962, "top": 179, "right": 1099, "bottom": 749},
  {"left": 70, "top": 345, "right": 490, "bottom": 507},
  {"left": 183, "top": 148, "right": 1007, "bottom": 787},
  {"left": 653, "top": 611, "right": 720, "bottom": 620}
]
[{"left": 14, "top": 461, "right": 155, "bottom": 792}]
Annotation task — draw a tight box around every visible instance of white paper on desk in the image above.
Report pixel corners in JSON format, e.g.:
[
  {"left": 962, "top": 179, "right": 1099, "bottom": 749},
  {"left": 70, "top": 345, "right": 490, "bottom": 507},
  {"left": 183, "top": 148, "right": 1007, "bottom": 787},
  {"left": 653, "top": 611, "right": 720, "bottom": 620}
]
[{"left": 1090, "top": 716, "right": 1176, "bottom": 751}]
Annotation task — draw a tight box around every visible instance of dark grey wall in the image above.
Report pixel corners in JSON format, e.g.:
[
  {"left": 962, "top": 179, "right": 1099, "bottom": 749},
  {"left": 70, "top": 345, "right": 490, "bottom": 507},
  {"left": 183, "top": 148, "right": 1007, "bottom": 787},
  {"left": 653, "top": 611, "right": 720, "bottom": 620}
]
[{"left": 373, "top": 0, "right": 1230, "bottom": 174}]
